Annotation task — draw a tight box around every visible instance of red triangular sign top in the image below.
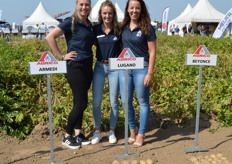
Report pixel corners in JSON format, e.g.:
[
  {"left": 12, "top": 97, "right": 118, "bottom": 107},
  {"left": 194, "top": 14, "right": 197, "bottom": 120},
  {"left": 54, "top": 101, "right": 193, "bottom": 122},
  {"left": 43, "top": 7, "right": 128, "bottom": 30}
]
[
  {"left": 38, "top": 51, "right": 57, "bottom": 62},
  {"left": 194, "top": 45, "right": 210, "bottom": 55},
  {"left": 118, "top": 48, "right": 136, "bottom": 58}
]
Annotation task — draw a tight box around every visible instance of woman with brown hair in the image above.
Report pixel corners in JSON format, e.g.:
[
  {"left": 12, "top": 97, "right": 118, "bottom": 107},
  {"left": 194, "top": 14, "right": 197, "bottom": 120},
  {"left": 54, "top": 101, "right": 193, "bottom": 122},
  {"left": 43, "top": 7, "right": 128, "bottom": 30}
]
[
  {"left": 91, "top": 0, "right": 121, "bottom": 144},
  {"left": 46, "top": 0, "right": 94, "bottom": 149},
  {"left": 119, "top": 0, "right": 157, "bottom": 147}
]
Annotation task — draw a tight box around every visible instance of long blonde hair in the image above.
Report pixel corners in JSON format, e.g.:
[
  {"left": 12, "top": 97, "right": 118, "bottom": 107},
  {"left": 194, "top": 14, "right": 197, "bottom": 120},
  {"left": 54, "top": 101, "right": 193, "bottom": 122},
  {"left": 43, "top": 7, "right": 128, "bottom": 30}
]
[
  {"left": 71, "top": 0, "right": 92, "bottom": 32},
  {"left": 98, "top": 0, "right": 119, "bottom": 35}
]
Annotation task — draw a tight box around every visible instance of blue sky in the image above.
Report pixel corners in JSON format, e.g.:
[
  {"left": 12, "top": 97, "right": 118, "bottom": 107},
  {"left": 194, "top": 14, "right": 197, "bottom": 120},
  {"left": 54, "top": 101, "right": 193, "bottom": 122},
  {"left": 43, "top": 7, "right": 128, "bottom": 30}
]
[{"left": 0, "top": 0, "right": 231, "bottom": 25}]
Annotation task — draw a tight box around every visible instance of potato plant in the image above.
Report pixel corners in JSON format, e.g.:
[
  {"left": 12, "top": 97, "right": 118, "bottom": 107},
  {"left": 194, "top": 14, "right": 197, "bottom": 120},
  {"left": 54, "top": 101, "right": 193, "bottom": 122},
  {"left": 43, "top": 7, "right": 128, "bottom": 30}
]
[{"left": 0, "top": 33, "right": 231, "bottom": 139}]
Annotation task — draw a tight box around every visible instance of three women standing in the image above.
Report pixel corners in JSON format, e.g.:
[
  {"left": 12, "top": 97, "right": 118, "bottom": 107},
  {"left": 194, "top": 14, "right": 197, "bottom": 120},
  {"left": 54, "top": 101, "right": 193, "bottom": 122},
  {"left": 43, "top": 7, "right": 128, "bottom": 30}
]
[{"left": 46, "top": 0, "right": 156, "bottom": 149}]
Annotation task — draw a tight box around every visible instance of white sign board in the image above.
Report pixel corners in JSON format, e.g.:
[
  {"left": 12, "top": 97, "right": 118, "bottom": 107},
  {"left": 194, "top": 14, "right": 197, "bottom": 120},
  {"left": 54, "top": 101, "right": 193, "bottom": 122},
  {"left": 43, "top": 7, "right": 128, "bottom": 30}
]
[
  {"left": 28, "top": 51, "right": 67, "bottom": 75},
  {"left": 185, "top": 54, "right": 217, "bottom": 66},
  {"left": 28, "top": 61, "right": 67, "bottom": 75},
  {"left": 109, "top": 57, "right": 144, "bottom": 70},
  {"left": 109, "top": 48, "right": 144, "bottom": 70},
  {"left": 185, "top": 45, "right": 217, "bottom": 66}
]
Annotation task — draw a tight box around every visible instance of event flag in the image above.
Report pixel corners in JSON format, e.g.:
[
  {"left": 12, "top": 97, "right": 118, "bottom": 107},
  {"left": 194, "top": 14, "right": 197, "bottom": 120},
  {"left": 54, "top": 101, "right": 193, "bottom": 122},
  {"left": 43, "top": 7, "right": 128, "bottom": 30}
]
[
  {"left": 212, "top": 8, "right": 232, "bottom": 38},
  {"left": 12, "top": 22, "right": 16, "bottom": 29},
  {"left": 162, "top": 7, "right": 169, "bottom": 32},
  {"left": 0, "top": 10, "right": 2, "bottom": 20}
]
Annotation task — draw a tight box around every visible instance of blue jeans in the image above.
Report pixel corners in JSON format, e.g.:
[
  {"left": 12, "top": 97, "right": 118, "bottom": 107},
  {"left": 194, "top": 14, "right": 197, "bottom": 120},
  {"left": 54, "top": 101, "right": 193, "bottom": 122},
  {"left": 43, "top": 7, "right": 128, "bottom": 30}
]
[
  {"left": 92, "top": 61, "right": 119, "bottom": 129},
  {"left": 119, "top": 62, "right": 150, "bottom": 134}
]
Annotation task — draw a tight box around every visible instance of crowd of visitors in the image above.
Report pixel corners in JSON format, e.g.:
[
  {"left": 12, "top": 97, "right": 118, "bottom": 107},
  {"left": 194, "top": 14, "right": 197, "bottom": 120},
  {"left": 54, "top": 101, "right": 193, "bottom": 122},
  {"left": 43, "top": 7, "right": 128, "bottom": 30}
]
[{"left": 169, "top": 23, "right": 216, "bottom": 37}]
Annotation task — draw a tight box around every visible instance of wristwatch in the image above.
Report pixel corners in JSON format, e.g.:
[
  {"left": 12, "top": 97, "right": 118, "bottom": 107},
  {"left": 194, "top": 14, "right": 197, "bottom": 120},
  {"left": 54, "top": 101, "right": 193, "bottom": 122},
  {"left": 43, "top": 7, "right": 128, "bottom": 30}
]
[{"left": 61, "top": 55, "right": 65, "bottom": 60}]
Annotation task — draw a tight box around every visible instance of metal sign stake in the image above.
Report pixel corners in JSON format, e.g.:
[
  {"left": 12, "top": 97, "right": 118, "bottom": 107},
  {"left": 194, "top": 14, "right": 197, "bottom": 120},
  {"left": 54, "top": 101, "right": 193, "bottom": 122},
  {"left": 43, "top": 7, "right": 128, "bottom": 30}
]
[
  {"left": 114, "top": 70, "right": 139, "bottom": 159},
  {"left": 185, "top": 66, "right": 208, "bottom": 153},
  {"left": 184, "top": 45, "right": 217, "bottom": 152},
  {"left": 110, "top": 48, "right": 143, "bottom": 159},
  {"left": 29, "top": 51, "right": 67, "bottom": 164},
  {"left": 47, "top": 74, "right": 55, "bottom": 164}
]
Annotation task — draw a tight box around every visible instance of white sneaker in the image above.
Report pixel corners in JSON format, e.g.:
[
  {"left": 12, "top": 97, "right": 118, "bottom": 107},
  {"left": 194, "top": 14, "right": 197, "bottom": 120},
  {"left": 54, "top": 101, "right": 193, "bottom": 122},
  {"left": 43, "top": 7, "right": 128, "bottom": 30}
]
[
  {"left": 91, "top": 130, "right": 102, "bottom": 144},
  {"left": 108, "top": 131, "right": 117, "bottom": 144}
]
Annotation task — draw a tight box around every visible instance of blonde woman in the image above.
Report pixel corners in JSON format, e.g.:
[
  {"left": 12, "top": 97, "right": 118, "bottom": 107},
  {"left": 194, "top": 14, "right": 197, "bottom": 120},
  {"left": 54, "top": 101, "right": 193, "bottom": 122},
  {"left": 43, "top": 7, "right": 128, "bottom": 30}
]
[{"left": 46, "top": 0, "right": 94, "bottom": 149}]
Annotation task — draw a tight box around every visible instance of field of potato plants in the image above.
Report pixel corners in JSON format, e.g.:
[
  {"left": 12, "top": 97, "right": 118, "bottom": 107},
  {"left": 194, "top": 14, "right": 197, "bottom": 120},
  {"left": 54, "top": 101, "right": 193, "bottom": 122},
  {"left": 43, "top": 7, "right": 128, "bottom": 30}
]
[{"left": 0, "top": 33, "right": 231, "bottom": 139}]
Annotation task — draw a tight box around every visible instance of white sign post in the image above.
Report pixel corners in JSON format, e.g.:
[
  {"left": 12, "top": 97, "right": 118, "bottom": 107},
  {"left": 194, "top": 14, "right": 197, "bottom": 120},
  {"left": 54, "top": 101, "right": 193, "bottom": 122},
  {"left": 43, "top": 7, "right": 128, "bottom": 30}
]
[
  {"left": 185, "top": 45, "right": 217, "bottom": 153},
  {"left": 109, "top": 48, "right": 143, "bottom": 159},
  {"left": 28, "top": 51, "right": 67, "bottom": 164}
]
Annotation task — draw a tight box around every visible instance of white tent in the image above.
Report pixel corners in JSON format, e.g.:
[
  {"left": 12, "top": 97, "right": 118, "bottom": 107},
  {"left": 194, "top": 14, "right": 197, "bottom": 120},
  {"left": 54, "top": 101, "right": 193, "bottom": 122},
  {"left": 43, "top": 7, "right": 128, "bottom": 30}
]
[
  {"left": 115, "top": 3, "right": 124, "bottom": 22},
  {"left": 167, "top": 4, "right": 192, "bottom": 35},
  {"left": 176, "top": 0, "right": 224, "bottom": 23},
  {"left": 170, "top": 4, "right": 192, "bottom": 24},
  {"left": 89, "top": 0, "right": 124, "bottom": 22},
  {"left": 89, "top": 0, "right": 105, "bottom": 22},
  {"left": 168, "top": 0, "right": 225, "bottom": 36},
  {"left": 22, "top": 2, "right": 59, "bottom": 29}
]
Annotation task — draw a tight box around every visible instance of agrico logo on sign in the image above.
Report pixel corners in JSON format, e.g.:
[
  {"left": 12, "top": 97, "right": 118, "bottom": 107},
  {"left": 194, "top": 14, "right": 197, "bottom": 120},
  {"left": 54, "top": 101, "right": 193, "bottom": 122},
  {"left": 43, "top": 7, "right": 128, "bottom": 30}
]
[
  {"left": 116, "top": 48, "right": 136, "bottom": 61},
  {"left": 37, "top": 51, "right": 58, "bottom": 65},
  {"left": 193, "top": 45, "right": 211, "bottom": 57}
]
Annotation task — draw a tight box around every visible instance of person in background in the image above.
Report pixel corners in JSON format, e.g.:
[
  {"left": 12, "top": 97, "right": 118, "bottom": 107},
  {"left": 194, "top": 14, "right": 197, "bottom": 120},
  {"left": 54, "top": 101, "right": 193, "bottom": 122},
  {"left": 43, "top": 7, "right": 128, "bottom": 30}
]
[
  {"left": 35, "top": 24, "right": 40, "bottom": 38},
  {"left": 18, "top": 25, "right": 23, "bottom": 33},
  {"left": 200, "top": 25, "right": 205, "bottom": 36},
  {"left": 170, "top": 24, "right": 175, "bottom": 36},
  {"left": 46, "top": 0, "right": 94, "bottom": 149},
  {"left": 9, "top": 24, "right": 12, "bottom": 33},
  {"left": 205, "top": 25, "right": 210, "bottom": 36},
  {"left": 91, "top": 0, "right": 121, "bottom": 145},
  {"left": 188, "top": 24, "right": 194, "bottom": 35},
  {"left": 119, "top": 0, "right": 157, "bottom": 147},
  {"left": 197, "top": 24, "right": 202, "bottom": 35},
  {"left": 182, "top": 24, "right": 187, "bottom": 36},
  {"left": 0, "top": 25, "right": 6, "bottom": 38},
  {"left": 174, "top": 25, "right": 180, "bottom": 35},
  {"left": 40, "top": 22, "right": 48, "bottom": 40}
]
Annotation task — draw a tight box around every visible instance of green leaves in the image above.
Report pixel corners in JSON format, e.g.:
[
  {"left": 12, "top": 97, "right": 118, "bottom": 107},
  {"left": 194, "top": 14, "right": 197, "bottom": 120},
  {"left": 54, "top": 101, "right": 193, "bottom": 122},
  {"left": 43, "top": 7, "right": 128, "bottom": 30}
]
[
  {"left": 152, "top": 33, "right": 232, "bottom": 125},
  {"left": 0, "top": 39, "right": 47, "bottom": 139},
  {"left": 0, "top": 34, "right": 231, "bottom": 139}
]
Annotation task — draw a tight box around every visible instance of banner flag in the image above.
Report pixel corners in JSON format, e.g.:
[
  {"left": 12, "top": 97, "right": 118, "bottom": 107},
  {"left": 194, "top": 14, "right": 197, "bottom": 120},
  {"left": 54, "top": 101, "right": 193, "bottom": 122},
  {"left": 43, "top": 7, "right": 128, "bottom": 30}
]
[
  {"left": 0, "top": 10, "right": 2, "bottom": 20},
  {"left": 162, "top": 7, "right": 169, "bottom": 32},
  {"left": 212, "top": 8, "right": 232, "bottom": 38},
  {"left": 12, "top": 22, "right": 15, "bottom": 29}
]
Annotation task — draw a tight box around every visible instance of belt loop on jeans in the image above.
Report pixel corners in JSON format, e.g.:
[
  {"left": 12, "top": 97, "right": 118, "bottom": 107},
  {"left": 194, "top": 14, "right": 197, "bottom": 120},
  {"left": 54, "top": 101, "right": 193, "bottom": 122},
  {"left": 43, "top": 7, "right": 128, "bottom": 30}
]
[{"left": 97, "top": 59, "right": 109, "bottom": 65}]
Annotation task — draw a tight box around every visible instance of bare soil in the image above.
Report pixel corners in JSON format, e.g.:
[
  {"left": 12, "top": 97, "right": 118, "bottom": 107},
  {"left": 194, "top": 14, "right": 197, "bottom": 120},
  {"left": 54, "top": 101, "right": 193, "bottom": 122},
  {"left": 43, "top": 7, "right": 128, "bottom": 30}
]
[{"left": 0, "top": 113, "right": 232, "bottom": 164}]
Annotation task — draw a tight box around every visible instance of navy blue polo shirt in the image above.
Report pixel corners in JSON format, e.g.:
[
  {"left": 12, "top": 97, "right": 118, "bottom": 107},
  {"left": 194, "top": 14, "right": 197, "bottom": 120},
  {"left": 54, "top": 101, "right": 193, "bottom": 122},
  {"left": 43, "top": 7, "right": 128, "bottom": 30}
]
[
  {"left": 93, "top": 24, "right": 121, "bottom": 60},
  {"left": 58, "top": 17, "right": 95, "bottom": 62},
  {"left": 121, "top": 24, "right": 156, "bottom": 61}
]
